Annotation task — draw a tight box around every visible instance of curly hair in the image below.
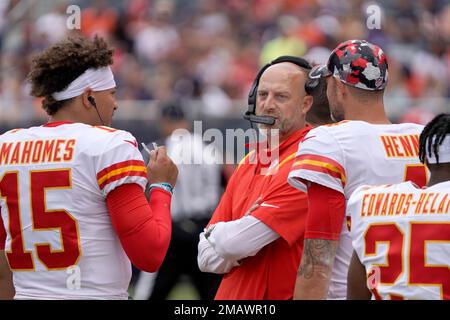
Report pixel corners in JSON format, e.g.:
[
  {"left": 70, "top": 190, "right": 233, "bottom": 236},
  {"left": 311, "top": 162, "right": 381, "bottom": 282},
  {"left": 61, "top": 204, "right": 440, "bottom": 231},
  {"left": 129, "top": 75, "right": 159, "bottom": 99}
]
[
  {"left": 28, "top": 36, "right": 114, "bottom": 115},
  {"left": 419, "top": 113, "right": 450, "bottom": 164}
]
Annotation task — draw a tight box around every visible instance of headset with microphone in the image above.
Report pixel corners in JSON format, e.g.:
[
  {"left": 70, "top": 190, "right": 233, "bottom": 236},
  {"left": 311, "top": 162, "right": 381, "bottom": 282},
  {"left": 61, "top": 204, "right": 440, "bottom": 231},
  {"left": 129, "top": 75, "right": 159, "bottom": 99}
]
[
  {"left": 87, "top": 95, "right": 106, "bottom": 126},
  {"left": 244, "top": 55, "right": 316, "bottom": 125}
]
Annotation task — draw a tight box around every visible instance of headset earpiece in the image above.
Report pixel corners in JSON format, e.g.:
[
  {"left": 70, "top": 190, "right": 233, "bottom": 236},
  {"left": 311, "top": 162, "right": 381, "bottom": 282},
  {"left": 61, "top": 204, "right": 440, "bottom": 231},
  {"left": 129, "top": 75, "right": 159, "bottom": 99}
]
[
  {"left": 87, "top": 95, "right": 105, "bottom": 126},
  {"left": 305, "top": 78, "right": 320, "bottom": 95},
  {"left": 87, "top": 96, "right": 96, "bottom": 107}
]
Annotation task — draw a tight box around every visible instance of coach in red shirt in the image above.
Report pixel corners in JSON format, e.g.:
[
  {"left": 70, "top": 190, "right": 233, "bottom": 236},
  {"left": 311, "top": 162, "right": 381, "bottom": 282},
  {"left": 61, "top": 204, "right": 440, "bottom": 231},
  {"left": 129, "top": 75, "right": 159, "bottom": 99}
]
[{"left": 197, "top": 57, "right": 330, "bottom": 299}]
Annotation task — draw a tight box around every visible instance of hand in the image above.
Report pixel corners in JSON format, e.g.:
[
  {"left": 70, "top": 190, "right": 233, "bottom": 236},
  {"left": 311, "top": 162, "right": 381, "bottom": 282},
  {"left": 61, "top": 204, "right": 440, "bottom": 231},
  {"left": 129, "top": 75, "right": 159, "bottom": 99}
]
[
  {"left": 244, "top": 196, "right": 263, "bottom": 216},
  {"left": 147, "top": 146, "right": 178, "bottom": 187}
]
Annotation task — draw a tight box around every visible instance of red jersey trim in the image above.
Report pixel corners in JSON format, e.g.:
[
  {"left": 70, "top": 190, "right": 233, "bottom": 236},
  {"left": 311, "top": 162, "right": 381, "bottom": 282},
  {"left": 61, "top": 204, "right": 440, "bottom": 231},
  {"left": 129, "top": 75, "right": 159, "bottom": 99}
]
[
  {"left": 265, "top": 152, "right": 298, "bottom": 175},
  {"left": 292, "top": 154, "right": 346, "bottom": 187},
  {"left": 97, "top": 160, "right": 147, "bottom": 190},
  {"left": 43, "top": 121, "right": 74, "bottom": 127},
  {"left": 99, "top": 170, "right": 147, "bottom": 190},
  {"left": 5, "top": 128, "right": 22, "bottom": 134},
  {"left": 94, "top": 126, "right": 118, "bottom": 132}
]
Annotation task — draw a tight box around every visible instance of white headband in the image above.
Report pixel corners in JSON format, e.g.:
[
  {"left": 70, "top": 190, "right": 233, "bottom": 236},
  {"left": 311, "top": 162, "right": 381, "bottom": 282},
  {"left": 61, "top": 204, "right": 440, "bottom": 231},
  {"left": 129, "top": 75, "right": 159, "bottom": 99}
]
[
  {"left": 52, "top": 66, "right": 116, "bottom": 101},
  {"left": 427, "top": 135, "right": 450, "bottom": 164}
]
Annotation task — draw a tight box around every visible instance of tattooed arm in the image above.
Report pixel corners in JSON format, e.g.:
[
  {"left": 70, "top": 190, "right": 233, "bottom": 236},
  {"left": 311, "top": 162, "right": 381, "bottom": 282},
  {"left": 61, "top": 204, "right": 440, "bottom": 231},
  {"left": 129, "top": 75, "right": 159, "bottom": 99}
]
[
  {"left": 293, "top": 239, "right": 338, "bottom": 299},
  {"left": 293, "top": 183, "right": 346, "bottom": 299}
]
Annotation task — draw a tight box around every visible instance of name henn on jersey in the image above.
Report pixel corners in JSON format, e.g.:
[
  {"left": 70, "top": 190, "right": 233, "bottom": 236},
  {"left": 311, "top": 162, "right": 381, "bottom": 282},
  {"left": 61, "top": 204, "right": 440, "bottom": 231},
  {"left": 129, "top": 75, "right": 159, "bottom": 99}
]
[
  {"left": 380, "top": 134, "right": 419, "bottom": 158},
  {"left": 0, "top": 139, "right": 76, "bottom": 165},
  {"left": 359, "top": 191, "right": 450, "bottom": 217}
]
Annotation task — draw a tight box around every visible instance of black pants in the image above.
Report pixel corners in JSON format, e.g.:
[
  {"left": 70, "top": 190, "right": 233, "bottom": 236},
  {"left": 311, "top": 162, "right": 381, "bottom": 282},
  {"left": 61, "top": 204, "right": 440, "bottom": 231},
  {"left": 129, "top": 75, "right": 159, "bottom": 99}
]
[{"left": 149, "top": 217, "right": 221, "bottom": 300}]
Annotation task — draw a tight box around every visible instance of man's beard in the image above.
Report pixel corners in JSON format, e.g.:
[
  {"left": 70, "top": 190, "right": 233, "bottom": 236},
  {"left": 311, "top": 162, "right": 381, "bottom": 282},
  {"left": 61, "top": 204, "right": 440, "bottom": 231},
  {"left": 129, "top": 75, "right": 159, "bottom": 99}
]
[
  {"left": 257, "top": 125, "right": 280, "bottom": 138},
  {"left": 256, "top": 113, "right": 277, "bottom": 130},
  {"left": 257, "top": 118, "right": 286, "bottom": 137}
]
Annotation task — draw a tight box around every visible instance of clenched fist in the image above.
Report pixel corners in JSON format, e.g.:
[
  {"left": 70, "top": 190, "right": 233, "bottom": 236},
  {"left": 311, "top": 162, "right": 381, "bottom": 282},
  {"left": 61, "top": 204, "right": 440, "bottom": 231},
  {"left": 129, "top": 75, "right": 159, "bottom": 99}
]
[{"left": 146, "top": 146, "right": 178, "bottom": 187}]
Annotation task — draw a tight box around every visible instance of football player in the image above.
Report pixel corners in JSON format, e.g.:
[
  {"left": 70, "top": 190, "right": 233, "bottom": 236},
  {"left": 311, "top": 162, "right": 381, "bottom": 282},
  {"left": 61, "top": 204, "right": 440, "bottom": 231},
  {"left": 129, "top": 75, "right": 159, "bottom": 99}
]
[
  {"left": 0, "top": 36, "right": 178, "bottom": 299},
  {"left": 347, "top": 113, "right": 450, "bottom": 300}
]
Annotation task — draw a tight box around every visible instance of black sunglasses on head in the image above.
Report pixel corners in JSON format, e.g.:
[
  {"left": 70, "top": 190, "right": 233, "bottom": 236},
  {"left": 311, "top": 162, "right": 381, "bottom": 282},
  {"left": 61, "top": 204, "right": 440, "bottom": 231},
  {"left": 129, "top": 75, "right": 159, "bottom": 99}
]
[{"left": 305, "top": 64, "right": 333, "bottom": 94}]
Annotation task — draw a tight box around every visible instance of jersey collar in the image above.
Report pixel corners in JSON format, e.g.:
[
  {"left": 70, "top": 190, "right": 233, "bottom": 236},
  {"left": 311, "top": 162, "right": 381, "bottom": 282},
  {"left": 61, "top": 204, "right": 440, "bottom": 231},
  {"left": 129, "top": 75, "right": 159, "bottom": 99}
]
[
  {"left": 278, "top": 125, "right": 313, "bottom": 153},
  {"left": 245, "top": 125, "right": 313, "bottom": 170},
  {"left": 42, "top": 121, "right": 75, "bottom": 127}
]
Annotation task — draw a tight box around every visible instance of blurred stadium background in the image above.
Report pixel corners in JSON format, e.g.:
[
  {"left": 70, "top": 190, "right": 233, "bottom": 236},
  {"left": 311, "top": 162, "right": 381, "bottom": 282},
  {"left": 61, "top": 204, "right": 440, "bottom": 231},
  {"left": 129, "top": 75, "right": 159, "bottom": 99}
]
[
  {"left": 1, "top": 0, "right": 449, "bottom": 138},
  {"left": 0, "top": 0, "right": 449, "bottom": 299}
]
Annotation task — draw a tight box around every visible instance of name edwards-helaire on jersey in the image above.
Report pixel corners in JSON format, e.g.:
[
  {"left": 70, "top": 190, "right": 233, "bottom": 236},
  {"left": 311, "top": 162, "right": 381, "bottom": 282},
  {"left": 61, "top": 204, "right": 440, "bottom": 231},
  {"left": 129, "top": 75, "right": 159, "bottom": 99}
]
[{"left": 174, "top": 305, "right": 208, "bottom": 318}]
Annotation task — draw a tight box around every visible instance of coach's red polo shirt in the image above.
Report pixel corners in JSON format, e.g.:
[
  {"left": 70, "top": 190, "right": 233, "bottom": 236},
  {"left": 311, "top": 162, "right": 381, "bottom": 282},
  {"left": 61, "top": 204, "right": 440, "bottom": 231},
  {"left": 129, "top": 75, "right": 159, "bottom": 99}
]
[{"left": 208, "top": 126, "right": 311, "bottom": 300}]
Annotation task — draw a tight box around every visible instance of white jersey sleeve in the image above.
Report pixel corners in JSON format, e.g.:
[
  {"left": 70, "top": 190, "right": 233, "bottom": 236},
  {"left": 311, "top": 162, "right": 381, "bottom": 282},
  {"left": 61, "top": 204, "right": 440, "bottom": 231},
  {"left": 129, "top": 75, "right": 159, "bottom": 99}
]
[
  {"left": 87, "top": 128, "right": 148, "bottom": 197},
  {"left": 288, "top": 124, "right": 346, "bottom": 194}
]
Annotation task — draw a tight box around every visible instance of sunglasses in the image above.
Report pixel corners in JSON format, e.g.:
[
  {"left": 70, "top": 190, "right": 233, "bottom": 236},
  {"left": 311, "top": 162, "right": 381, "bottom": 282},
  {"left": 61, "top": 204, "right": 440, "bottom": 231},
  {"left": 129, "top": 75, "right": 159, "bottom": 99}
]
[{"left": 305, "top": 64, "right": 333, "bottom": 95}]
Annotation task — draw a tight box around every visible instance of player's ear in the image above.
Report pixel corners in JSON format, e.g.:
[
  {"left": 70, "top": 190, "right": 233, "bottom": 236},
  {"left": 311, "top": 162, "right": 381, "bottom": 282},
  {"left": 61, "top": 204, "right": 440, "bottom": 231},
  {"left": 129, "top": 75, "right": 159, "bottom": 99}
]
[
  {"left": 81, "top": 88, "right": 94, "bottom": 109},
  {"left": 301, "top": 95, "right": 313, "bottom": 116},
  {"left": 335, "top": 79, "right": 346, "bottom": 100}
]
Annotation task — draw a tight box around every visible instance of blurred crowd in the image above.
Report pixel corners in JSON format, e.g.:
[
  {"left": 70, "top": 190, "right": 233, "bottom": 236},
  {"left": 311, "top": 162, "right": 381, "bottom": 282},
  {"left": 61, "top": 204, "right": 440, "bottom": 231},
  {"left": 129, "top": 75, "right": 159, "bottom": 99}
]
[{"left": 0, "top": 0, "right": 449, "bottom": 125}]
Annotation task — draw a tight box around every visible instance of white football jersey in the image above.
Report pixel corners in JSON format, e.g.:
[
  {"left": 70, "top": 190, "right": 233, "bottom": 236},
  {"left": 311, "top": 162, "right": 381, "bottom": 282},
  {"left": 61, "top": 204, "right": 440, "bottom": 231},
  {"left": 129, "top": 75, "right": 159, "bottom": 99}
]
[
  {"left": 288, "top": 120, "right": 426, "bottom": 299},
  {"left": 0, "top": 122, "right": 148, "bottom": 299},
  {"left": 347, "top": 181, "right": 450, "bottom": 300}
]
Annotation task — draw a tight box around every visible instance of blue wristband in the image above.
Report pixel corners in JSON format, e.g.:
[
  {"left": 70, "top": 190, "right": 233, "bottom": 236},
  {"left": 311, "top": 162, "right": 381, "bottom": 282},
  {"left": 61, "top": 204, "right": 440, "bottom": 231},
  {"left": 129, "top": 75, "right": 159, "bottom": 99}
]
[{"left": 148, "top": 182, "right": 174, "bottom": 195}]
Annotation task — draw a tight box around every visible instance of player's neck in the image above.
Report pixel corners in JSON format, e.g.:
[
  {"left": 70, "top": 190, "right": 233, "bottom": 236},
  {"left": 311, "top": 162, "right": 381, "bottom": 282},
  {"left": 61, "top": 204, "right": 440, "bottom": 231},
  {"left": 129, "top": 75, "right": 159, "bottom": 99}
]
[
  {"left": 428, "top": 177, "right": 449, "bottom": 187},
  {"left": 49, "top": 105, "right": 91, "bottom": 125},
  {"left": 345, "top": 103, "right": 391, "bottom": 124},
  {"left": 427, "top": 166, "right": 450, "bottom": 186}
]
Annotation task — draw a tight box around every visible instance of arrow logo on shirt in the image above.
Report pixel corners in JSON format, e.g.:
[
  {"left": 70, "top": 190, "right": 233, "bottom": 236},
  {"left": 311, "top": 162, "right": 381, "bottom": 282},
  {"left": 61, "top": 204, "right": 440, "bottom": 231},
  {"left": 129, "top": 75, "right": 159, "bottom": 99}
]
[
  {"left": 260, "top": 202, "right": 280, "bottom": 209},
  {"left": 124, "top": 139, "right": 138, "bottom": 148}
]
